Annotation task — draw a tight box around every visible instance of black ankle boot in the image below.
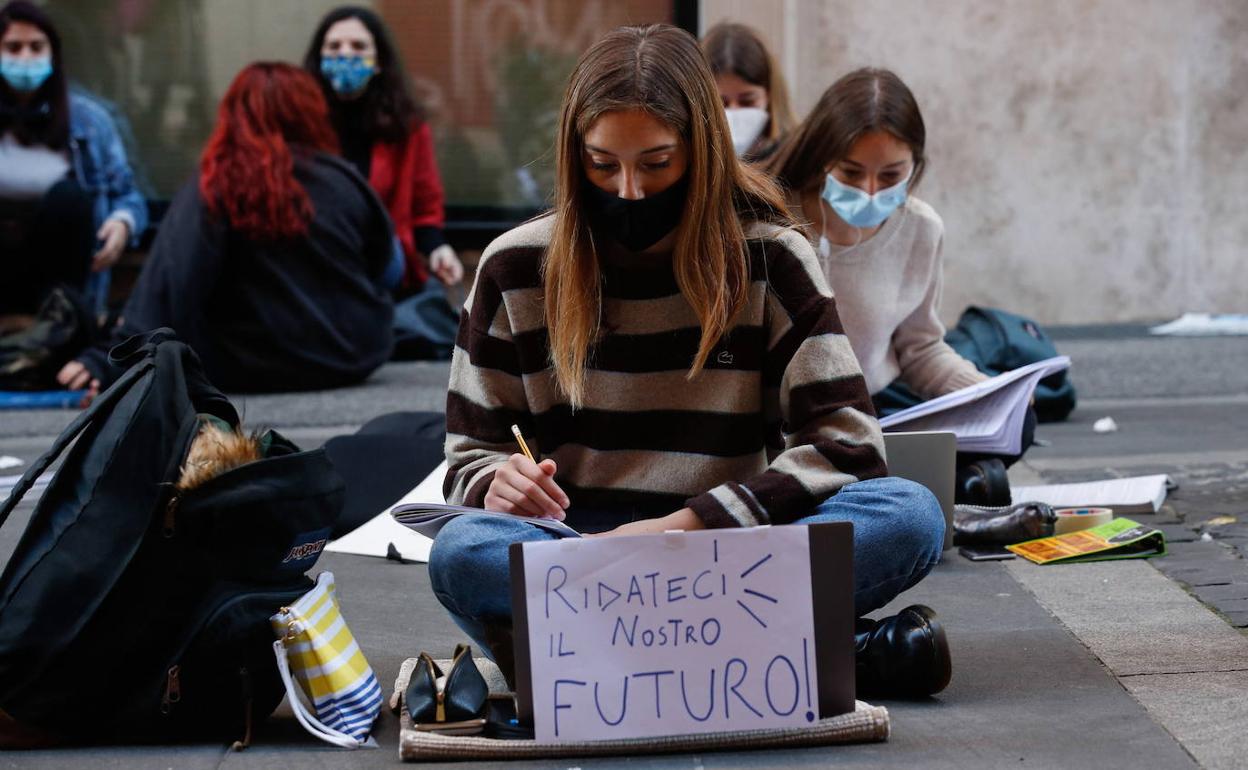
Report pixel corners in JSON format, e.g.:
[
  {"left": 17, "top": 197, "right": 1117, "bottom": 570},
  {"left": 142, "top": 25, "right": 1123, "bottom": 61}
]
[
  {"left": 955, "top": 458, "right": 1011, "bottom": 506},
  {"left": 855, "top": 605, "right": 952, "bottom": 698},
  {"left": 482, "top": 622, "right": 516, "bottom": 690}
]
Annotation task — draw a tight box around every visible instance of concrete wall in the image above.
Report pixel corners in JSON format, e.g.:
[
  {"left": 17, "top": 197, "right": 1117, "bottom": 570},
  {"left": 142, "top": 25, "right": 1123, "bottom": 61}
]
[
  {"left": 203, "top": 0, "right": 359, "bottom": 98},
  {"left": 702, "top": 0, "right": 1248, "bottom": 325}
]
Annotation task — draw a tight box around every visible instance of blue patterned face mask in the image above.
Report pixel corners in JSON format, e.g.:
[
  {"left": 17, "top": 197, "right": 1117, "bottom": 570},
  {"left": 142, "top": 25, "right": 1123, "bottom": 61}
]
[
  {"left": 820, "top": 171, "right": 910, "bottom": 229},
  {"left": 319, "top": 55, "right": 377, "bottom": 97},
  {"left": 0, "top": 55, "right": 53, "bottom": 93}
]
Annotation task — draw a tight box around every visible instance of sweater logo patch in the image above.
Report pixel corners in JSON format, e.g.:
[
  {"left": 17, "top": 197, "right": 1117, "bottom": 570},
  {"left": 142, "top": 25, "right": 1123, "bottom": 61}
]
[{"left": 716, "top": 350, "right": 734, "bottom": 365}]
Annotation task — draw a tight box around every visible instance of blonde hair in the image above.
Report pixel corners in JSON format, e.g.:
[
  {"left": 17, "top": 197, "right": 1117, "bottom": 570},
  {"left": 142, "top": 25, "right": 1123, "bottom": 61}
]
[
  {"left": 544, "top": 24, "right": 790, "bottom": 407},
  {"left": 701, "top": 22, "right": 798, "bottom": 143}
]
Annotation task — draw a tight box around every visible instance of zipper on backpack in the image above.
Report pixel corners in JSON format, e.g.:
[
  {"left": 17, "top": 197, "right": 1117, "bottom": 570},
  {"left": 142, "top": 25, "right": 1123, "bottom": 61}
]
[
  {"left": 157, "top": 582, "right": 309, "bottom": 725},
  {"left": 160, "top": 665, "right": 182, "bottom": 713}
]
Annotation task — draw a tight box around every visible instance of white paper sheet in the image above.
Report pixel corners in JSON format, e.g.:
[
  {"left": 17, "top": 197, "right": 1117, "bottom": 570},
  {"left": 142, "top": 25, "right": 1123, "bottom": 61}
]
[
  {"left": 1011, "top": 474, "right": 1172, "bottom": 514},
  {"left": 1150, "top": 313, "right": 1248, "bottom": 337},
  {"left": 521, "top": 527, "right": 818, "bottom": 742},
  {"left": 322, "top": 461, "right": 447, "bottom": 562}
]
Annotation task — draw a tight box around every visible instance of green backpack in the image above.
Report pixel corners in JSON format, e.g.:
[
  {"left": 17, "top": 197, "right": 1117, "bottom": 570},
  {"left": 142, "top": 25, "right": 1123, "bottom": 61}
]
[{"left": 944, "top": 306, "right": 1076, "bottom": 423}]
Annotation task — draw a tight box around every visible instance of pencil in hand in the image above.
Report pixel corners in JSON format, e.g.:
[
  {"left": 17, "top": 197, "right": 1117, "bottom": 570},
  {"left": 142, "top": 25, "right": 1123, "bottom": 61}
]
[
  {"left": 510, "top": 424, "right": 535, "bottom": 463},
  {"left": 510, "top": 423, "right": 570, "bottom": 518}
]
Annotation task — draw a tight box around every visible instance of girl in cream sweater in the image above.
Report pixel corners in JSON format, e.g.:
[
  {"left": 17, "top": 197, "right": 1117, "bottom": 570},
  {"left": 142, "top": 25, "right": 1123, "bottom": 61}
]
[{"left": 770, "top": 68, "right": 1033, "bottom": 505}]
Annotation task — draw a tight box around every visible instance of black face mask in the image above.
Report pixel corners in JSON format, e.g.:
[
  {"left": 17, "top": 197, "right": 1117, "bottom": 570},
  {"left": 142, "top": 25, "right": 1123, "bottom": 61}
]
[{"left": 584, "top": 175, "right": 689, "bottom": 253}]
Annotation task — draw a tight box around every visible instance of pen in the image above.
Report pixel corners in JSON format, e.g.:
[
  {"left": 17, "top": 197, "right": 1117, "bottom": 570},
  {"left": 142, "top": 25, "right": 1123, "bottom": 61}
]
[{"left": 510, "top": 424, "right": 535, "bottom": 463}]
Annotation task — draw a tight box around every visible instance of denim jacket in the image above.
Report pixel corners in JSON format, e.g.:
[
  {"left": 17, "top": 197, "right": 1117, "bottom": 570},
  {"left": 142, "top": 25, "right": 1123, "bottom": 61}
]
[{"left": 68, "top": 92, "right": 147, "bottom": 245}]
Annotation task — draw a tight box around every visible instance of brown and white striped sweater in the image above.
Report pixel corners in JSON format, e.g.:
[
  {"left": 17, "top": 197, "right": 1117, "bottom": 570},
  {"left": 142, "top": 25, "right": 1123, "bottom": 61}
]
[{"left": 443, "top": 215, "right": 888, "bottom": 529}]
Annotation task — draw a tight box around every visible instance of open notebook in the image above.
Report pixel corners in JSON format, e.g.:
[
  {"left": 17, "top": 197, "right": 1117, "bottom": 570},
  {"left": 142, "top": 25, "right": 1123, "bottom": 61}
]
[
  {"left": 392, "top": 504, "right": 579, "bottom": 539},
  {"left": 324, "top": 461, "right": 580, "bottom": 562},
  {"left": 879, "top": 356, "right": 1071, "bottom": 455},
  {"left": 1011, "top": 474, "right": 1174, "bottom": 515}
]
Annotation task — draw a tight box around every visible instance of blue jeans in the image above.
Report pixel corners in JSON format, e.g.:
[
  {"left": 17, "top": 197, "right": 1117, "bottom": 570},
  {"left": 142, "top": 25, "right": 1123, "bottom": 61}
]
[{"left": 427, "top": 476, "right": 945, "bottom": 656}]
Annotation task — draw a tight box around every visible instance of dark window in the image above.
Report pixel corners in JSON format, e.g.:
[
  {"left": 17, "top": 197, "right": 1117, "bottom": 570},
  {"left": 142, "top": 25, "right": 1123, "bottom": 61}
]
[{"left": 46, "top": 0, "right": 694, "bottom": 245}]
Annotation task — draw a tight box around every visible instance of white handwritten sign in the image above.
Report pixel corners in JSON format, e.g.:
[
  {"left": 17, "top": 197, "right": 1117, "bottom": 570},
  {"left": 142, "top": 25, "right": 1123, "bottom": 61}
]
[{"left": 520, "top": 526, "right": 819, "bottom": 742}]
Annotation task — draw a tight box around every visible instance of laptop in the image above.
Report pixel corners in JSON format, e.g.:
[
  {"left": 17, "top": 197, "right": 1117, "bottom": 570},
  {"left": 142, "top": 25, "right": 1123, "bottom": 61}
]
[{"left": 883, "top": 431, "right": 957, "bottom": 550}]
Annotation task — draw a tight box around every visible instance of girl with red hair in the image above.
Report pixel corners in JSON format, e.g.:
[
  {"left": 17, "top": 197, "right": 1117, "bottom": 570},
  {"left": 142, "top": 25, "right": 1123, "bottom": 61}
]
[{"left": 59, "top": 62, "right": 394, "bottom": 393}]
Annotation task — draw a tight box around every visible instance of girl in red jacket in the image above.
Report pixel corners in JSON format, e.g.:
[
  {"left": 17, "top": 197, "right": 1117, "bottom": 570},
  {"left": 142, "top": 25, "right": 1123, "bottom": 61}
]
[{"left": 304, "top": 6, "right": 462, "bottom": 295}]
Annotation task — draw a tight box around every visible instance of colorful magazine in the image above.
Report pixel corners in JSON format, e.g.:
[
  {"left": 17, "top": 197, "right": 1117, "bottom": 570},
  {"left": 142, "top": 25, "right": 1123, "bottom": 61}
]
[{"left": 1007, "top": 518, "right": 1167, "bottom": 565}]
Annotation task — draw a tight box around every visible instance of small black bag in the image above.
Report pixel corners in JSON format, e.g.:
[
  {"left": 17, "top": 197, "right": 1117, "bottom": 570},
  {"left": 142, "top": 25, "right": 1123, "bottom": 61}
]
[
  {"left": 0, "top": 285, "right": 94, "bottom": 391},
  {"left": 0, "top": 329, "right": 344, "bottom": 747}
]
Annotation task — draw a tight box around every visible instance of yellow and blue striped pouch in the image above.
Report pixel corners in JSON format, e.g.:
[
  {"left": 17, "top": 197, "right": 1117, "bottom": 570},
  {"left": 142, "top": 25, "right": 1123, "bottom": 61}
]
[{"left": 271, "top": 571, "right": 382, "bottom": 748}]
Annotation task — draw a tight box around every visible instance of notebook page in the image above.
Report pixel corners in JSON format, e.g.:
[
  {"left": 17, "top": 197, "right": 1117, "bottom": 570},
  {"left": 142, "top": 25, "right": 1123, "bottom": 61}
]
[
  {"left": 885, "top": 369, "right": 1046, "bottom": 454},
  {"left": 879, "top": 356, "right": 1070, "bottom": 429},
  {"left": 1011, "top": 474, "right": 1172, "bottom": 512}
]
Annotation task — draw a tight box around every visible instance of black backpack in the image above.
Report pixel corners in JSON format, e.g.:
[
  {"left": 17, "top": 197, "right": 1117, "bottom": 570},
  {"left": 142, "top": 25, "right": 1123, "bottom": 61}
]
[{"left": 0, "top": 330, "right": 345, "bottom": 747}]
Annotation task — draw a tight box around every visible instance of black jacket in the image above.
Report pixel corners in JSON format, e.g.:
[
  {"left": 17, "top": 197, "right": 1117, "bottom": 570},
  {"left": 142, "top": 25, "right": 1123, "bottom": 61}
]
[{"left": 83, "top": 152, "right": 395, "bottom": 392}]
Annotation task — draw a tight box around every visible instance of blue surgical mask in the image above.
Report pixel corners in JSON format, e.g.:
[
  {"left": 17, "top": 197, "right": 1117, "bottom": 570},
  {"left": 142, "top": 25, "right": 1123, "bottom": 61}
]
[
  {"left": 320, "top": 55, "right": 377, "bottom": 97},
  {"left": 820, "top": 171, "right": 909, "bottom": 229},
  {"left": 0, "top": 55, "right": 53, "bottom": 93}
]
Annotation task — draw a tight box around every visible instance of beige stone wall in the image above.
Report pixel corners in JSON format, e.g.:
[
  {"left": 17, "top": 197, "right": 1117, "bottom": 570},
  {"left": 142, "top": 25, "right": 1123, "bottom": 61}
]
[
  {"left": 703, "top": 0, "right": 1248, "bottom": 324},
  {"left": 202, "top": 0, "right": 361, "bottom": 98}
]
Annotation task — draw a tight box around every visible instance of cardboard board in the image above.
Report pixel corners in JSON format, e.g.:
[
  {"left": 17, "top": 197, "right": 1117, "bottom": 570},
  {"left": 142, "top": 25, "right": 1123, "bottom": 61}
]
[{"left": 508, "top": 522, "right": 854, "bottom": 742}]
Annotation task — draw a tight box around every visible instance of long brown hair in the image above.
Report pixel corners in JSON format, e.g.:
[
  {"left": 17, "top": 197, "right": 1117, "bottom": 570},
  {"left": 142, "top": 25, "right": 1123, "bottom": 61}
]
[
  {"left": 545, "top": 23, "right": 789, "bottom": 407},
  {"left": 701, "top": 22, "right": 797, "bottom": 142},
  {"left": 769, "top": 67, "right": 927, "bottom": 194}
]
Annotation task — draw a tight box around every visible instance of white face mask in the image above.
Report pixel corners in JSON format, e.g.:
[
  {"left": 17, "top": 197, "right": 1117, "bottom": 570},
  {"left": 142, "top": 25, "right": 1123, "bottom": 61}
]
[{"left": 725, "top": 107, "right": 770, "bottom": 157}]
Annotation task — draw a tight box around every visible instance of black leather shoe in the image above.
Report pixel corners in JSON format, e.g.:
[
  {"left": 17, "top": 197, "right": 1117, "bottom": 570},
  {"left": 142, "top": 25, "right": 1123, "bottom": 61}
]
[
  {"left": 855, "top": 605, "right": 952, "bottom": 698},
  {"left": 482, "top": 622, "right": 516, "bottom": 691},
  {"left": 955, "top": 458, "right": 1012, "bottom": 506},
  {"left": 405, "top": 644, "right": 489, "bottom": 723}
]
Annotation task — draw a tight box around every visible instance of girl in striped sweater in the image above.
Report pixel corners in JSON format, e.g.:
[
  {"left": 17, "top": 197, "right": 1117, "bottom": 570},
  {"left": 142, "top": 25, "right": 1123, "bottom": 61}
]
[{"left": 429, "top": 24, "right": 950, "bottom": 698}]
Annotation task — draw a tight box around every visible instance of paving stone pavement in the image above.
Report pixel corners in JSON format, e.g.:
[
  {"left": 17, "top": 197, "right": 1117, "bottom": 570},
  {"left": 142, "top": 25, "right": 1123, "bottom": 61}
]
[{"left": 1026, "top": 453, "right": 1248, "bottom": 629}]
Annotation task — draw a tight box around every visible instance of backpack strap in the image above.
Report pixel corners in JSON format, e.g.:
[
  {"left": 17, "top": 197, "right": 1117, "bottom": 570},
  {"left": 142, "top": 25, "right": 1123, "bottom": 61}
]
[
  {"left": 0, "top": 355, "right": 154, "bottom": 529},
  {"left": 113, "top": 328, "right": 236, "bottom": 427}
]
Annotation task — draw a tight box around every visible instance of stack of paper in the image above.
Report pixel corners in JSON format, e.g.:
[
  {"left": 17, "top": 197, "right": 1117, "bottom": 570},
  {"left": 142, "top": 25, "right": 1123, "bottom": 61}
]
[
  {"left": 1011, "top": 474, "right": 1173, "bottom": 515},
  {"left": 879, "top": 356, "right": 1071, "bottom": 455}
]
